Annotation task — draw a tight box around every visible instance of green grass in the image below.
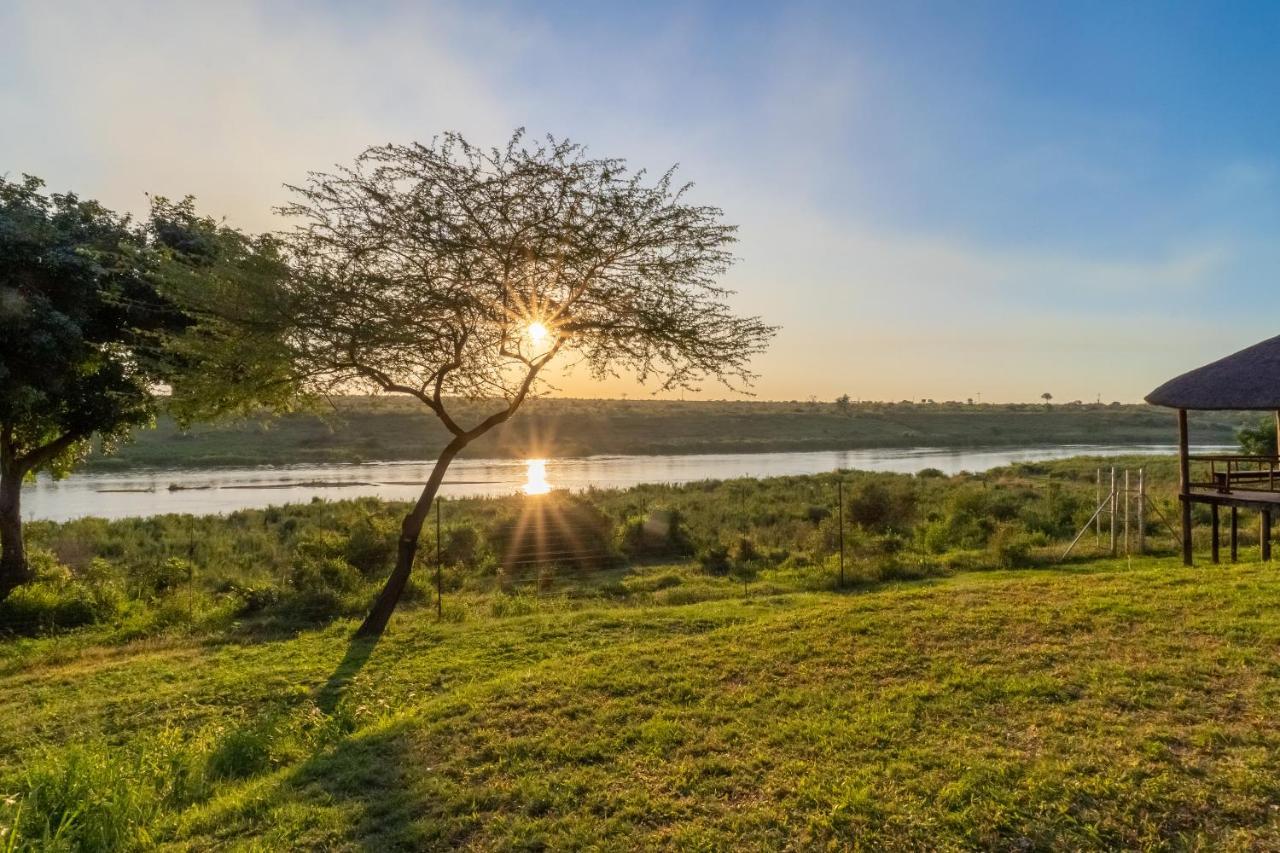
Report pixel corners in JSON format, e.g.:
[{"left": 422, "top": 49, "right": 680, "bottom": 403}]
[
  {"left": 5, "top": 557, "right": 1280, "bottom": 849},
  {"left": 83, "top": 398, "right": 1252, "bottom": 470}
]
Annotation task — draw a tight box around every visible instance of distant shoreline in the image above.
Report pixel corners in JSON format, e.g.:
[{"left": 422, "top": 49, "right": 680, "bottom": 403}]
[{"left": 81, "top": 398, "right": 1253, "bottom": 473}]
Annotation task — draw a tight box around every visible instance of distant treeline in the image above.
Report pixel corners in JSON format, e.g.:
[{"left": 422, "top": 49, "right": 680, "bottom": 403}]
[{"left": 83, "top": 398, "right": 1254, "bottom": 470}]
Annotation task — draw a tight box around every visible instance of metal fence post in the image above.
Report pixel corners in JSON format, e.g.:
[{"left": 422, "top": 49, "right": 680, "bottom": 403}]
[
  {"left": 838, "top": 478, "right": 845, "bottom": 589},
  {"left": 436, "top": 498, "right": 442, "bottom": 619}
]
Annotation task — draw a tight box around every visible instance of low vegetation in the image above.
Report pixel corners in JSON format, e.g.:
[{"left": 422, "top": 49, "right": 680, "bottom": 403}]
[{"left": 3, "top": 456, "right": 1210, "bottom": 643}]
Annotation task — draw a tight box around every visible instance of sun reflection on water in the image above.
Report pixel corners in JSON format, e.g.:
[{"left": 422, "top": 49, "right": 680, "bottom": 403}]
[{"left": 522, "top": 458, "right": 551, "bottom": 495}]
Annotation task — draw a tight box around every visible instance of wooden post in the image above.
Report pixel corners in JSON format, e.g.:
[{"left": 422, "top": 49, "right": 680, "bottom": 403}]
[
  {"left": 1178, "top": 409, "right": 1193, "bottom": 566},
  {"left": 1275, "top": 411, "right": 1280, "bottom": 457},
  {"left": 1264, "top": 511, "right": 1273, "bottom": 562},
  {"left": 1211, "top": 504, "right": 1220, "bottom": 564},
  {"left": 1137, "top": 468, "right": 1146, "bottom": 555},
  {"left": 1110, "top": 467, "right": 1117, "bottom": 556},
  {"left": 1123, "top": 469, "right": 1130, "bottom": 555},
  {"left": 1230, "top": 507, "right": 1239, "bottom": 563}
]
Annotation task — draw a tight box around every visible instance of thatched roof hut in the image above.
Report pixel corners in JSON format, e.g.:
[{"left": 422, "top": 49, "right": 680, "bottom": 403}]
[
  {"left": 1144, "top": 334, "right": 1280, "bottom": 566},
  {"left": 1146, "top": 335, "right": 1280, "bottom": 410}
]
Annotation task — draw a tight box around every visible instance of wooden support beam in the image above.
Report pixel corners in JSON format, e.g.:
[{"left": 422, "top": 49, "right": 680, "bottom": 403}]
[
  {"left": 1259, "top": 507, "right": 1269, "bottom": 560},
  {"left": 1211, "top": 504, "right": 1220, "bottom": 564},
  {"left": 1179, "top": 409, "right": 1193, "bottom": 566},
  {"left": 1231, "top": 506, "right": 1239, "bottom": 563},
  {"left": 1138, "top": 468, "right": 1146, "bottom": 555}
]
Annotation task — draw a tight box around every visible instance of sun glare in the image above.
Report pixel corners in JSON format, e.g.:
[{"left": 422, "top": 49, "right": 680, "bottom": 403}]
[
  {"left": 526, "top": 320, "right": 550, "bottom": 348},
  {"left": 523, "top": 458, "right": 551, "bottom": 495}
]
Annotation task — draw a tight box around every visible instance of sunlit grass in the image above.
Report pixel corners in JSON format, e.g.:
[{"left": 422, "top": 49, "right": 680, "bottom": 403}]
[{"left": 4, "top": 558, "right": 1280, "bottom": 848}]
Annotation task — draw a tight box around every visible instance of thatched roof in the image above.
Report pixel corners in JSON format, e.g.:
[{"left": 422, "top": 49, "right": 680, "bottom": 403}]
[{"left": 1146, "top": 335, "right": 1280, "bottom": 410}]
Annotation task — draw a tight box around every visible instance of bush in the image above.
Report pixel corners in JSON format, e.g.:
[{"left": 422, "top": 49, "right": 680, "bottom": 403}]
[
  {"left": 134, "top": 556, "right": 194, "bottom": 597},
  {"left": 988, "top": 523, "right": 1039, "bottom": 569},
  {"left": 225, "top": 582, "right": 283, "bottom": 615},
  {"left": 441, "top": 523, "right": 483, "bottom": 567},
  {"left": 730, "top": 535, "right": 759, "bottom": 565},
  {"left": 616, "top": 508, "right": 694, "bottom": 559},
  {"left": 344, "top": 516, "right": 397, "bottom": 577},
  {"left": 0, "top": 552, "right": 123, "bottom": 636},
  {"left": 846, "top": 479, "right": 917, "bottom": 532},
  {"left": 288, "top": 557, "right": 361, "bottom": 597},
  {"left": 698, "top": 544, "right": 732, "bottom": 575}
]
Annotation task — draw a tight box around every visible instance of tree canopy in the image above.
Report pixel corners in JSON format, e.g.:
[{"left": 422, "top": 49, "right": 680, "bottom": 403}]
[
  {"left": 0, "top": 177, "right": 287, "bottom": 597},
  {"left": 0, "top": 176, "right": 185, "bottom": 592},
  {"left": 225, "top": 129, "right": 777, "bottom": 634}
]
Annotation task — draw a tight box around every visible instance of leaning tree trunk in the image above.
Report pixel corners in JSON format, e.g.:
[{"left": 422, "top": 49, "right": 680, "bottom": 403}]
[
  {"left": 0, "top": 464, "right": 30, "bottom": 601},
  {"left": 355, "top": 437, "right": 467, "bottom": 638}
]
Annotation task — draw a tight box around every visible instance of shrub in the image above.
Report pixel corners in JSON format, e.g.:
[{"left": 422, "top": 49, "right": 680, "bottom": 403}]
[
  {"left": 288, "top": 557, "right": 361, "bottom": 596},
  {"left": 0, "top": 552, "right": 123, "bottom": 636},
  {"left": 617, "top": 508, "right": 694, "bottom": 559},
  {"left": 988, "top": 523, "right": 1039, "bottom": 569},
  {"left": 293, "top": 528, "right": 348, "bottom": 562},
  {"left": 441, "top": 523, "right": 483, "bottom": 567},
  {"left": 730, "top": 535, "right": 759, "bottom": 566},
  {"left": 698, "top": 544, "right": 732, "bottom": 575},
  {"left": 846, "top": 479, "right": 917, "bottom": 532},
  {"left": 804, "top": 505, "right": 830, "bottom": 524},
  {"left": 344, "top": 516, "right": 397, "bottom": 577},
  {"left": 225, "top": 582, "right": 283, "bottom": 615},
  {"left": 135, "top": 557, "right": 194, "bottom": 597}
]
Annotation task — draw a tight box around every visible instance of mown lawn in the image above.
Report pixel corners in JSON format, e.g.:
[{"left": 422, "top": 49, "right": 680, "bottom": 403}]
[{"left": 5, "top": 558, "right": 1280, "bottom": 850}]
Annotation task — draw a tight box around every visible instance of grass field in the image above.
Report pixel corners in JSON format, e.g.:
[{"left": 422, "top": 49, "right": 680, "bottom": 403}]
[
  {"left": 83, "top": 398, "right": 1254, "bottom": 470},
  {"left": 4, "top": 556, "right": 1280, "bottom": 849}
]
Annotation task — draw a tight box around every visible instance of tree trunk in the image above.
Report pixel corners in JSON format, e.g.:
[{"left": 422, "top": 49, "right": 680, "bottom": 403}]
[
  {"left": 0, "top": 463, "right": 30, "bottom": 600},
  {"left": 355, "top": 437, "right": 467, "bottom": 638}
]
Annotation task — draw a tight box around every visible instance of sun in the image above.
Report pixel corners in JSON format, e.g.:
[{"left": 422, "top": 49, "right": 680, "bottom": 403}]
[
  {"left": 526, "top": 320, "right": 550, "bottom": 348},
  {"left": 523, "top": 458, "right": 551, "bottom": 495}
]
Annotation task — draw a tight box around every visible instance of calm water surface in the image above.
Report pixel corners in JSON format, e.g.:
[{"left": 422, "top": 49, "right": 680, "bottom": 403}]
[{"left": 25, "top": 445, "right": 1215, "bottom": 522}]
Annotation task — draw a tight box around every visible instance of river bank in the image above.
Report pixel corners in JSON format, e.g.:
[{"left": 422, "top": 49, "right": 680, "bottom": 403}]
[{"left": 82, "top": 398, "right": 1253, "bottom": 471}]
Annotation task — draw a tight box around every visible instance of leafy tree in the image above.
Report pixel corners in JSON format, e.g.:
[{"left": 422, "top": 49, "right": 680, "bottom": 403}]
[
  {"left": 221, "top": 131, "right": 775, "bottom": 636},
  {"left": 145, "top": 198, "right": 296, "bottom": 424},
  {"left": 834, "top": 393, "right": 852, "bottom": 414},
  {"left": 1041, "top": 392, "right": 1053, "bottom": 409},
  {"left": 1239, "top": 416, "right": 1279, "bottom": 457},
  {"left": 0, "top": 177, "right": 189, "bottom": 597}
]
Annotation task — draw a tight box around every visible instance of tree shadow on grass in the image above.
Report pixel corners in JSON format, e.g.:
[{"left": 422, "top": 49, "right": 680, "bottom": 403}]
[
  {"left": 317, "top": 634, "right": 381, "bottom": 714},
  {"left": 279, "top": 719, "right": 471, "bottom": 851},
  {"left": 300, "top": 724, "right": 419, "bottom": 850}
]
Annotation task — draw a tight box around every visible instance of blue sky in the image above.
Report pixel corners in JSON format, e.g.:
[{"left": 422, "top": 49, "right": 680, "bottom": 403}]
[{"left": 3, "top": 1, "right": 1277, "bottom": 401}]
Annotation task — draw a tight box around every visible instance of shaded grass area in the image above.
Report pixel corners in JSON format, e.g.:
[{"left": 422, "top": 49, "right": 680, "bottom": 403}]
[
  {"left": 5, "top": 559, "right": 1280, "bottom": 849},
  {"left": 82, "top": 398, "right": 1249, "bottom": 470}
]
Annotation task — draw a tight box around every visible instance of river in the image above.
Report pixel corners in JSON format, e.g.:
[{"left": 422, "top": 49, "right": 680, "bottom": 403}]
[{"left": 20, "top": 444, "right": 1221, "bottom": 523}]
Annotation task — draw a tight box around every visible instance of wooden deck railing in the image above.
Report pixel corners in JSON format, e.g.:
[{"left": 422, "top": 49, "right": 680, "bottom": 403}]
[{"left": 1188, "top": 454, "right": 1280, "bottom": 494}]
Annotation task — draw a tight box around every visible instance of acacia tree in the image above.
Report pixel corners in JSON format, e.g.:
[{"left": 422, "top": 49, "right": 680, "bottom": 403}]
[
  {"left": 0, "top": 177, "right": 199, "bottom": 597},
  {"left": 263, "top": 131, "right": 775, "bottom": 636}
]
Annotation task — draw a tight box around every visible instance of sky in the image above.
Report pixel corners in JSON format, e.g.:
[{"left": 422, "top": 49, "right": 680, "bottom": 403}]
[{"left": 3, "top": 0, "right": 1278, "bottom": 403}]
